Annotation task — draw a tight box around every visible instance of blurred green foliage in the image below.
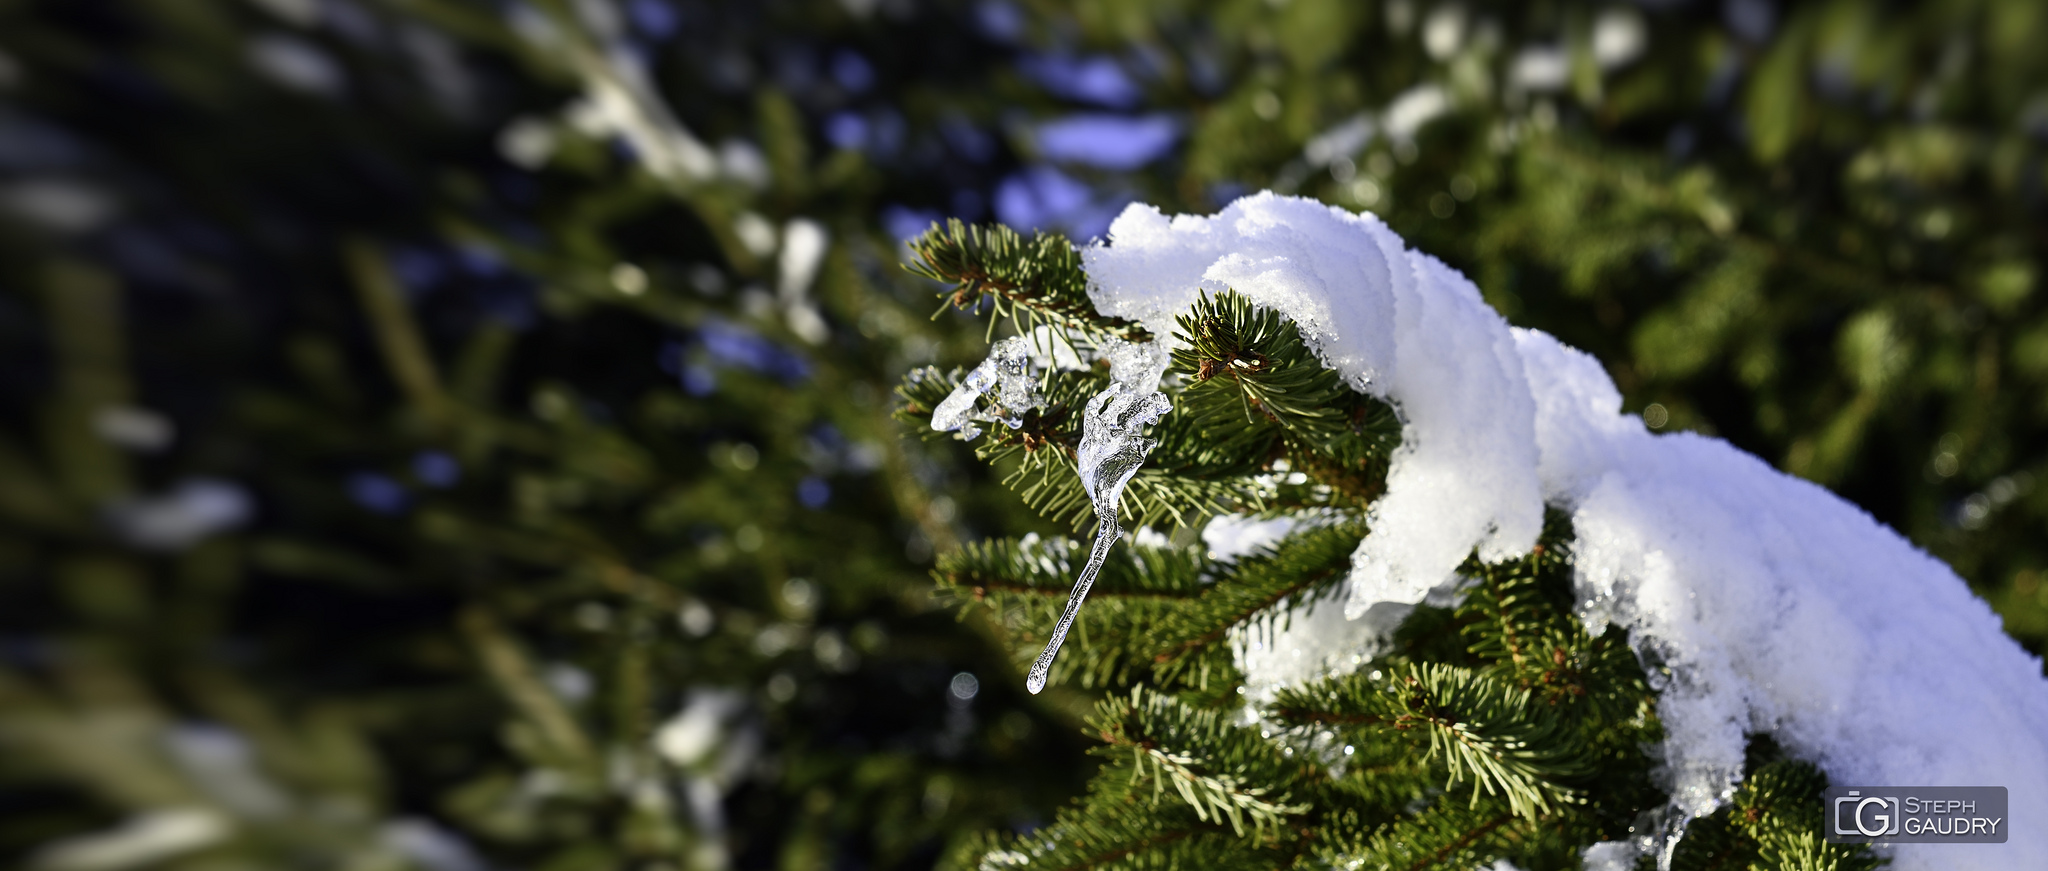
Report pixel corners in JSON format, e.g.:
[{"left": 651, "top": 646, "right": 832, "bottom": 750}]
[{"left": 0, "top": 1, "right": 1095, "bottom": 869}]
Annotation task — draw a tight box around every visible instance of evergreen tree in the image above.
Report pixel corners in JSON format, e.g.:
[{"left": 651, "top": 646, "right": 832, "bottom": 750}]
[
  {"left": 0, "top": 2, "right": 1086, "bottom": 869},
  {"left": 978, "top": 0, "right": 2048, "bottom": 654},
  {"left": 897, "top": 223, "right": 1884, "bottom": 870}
]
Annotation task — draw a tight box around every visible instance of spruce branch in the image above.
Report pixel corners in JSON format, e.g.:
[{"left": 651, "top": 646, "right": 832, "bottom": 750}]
[
  {"left": 1448, "top": 513, "right": 1654, "bottom": 726},
  {"left": 1131, "top": 745, "right": 1307, "bottom": 838},
  {"left": 932, "top": 521, "right": 1367, "bottom": 694},
  {"left": 1168, "top": 291, "right": 1400, "bottom": 506},
  {"left": 1271, "top": 664, "right": 1591, "bottom": 822},
  {"left": 961, "top": 718, "right": 1296, "bottom": 871},
  {"left": 969, "top": 814, "right": 1255, "bottom": 871},
  {"left": 905, "top": 219, "right": 1150, "bottom": 342},
  {"left": 344, "top": 237, "right": 451, "bottom": 426},
  {"left": 1097, "top": 687, "right": 1311, "bottom": 838},
  {"left": 900, "top": 235, "right": 1859, "bottom": 871},
  {"left": 1669, "top": 758, "right": 1886, "bottom": 871},
  {"left": 969, "top": 826, "right": 1205, "bottom": 871},
  {"left": 934, "top": 534, "right": 1208, "bottom": 690},
  {"left": 1146, "top": 518, "right": 1364, "bottom": 684},
  {"left": 895, "top": 363, "right": 1261, "bottom": 530},
  {"left": 1352, "top": 805, "right": 1522, "bottom": 871},
  {"left": 937, "top": 535, "right": 1207, "bottom": 603},
  {"left": 1396, "top": 664, "right": 1590, "bottom": 820}
]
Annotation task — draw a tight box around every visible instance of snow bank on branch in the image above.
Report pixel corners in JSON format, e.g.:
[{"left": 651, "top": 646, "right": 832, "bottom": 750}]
[
  {"left": 1083, "top": 193, "right": 2048, "bottom": 870},
  {"left": 1084, "top": 195, "right": 1543, "bottom": 611}
]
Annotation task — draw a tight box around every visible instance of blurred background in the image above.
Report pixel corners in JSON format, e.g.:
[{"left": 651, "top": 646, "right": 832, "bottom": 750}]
[{"left": 0, "top": 1, "right": 2043, "bottom": 869}]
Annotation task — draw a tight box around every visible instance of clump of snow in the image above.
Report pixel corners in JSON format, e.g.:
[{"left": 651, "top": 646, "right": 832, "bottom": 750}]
[
  {"left": 1200, "top": 512, "right": 1301, "bottom": 562},
  {"left": 105, "top": 478, "right": 253, "bottom": 551},
  {"left": 1203, "top": 511, "right": 1423, "bottom": 700},
  {"left": 1082, "top": 192, "right": 2048, "bottom": 870},
  {"left": 1083, "top": 194, "right": 1542, "bottom": 613},
  {"left": 28, "top": 809, "right": 230, "bottom": 871},
  {"left": 1022, "top": 324, "right": 1091, "bottom": 372},
  {"left": 1580, "top": 840, "right": 1638, "bottom": 871},
  {"left": 776, "top": 218, "right": 831, "bottom": 345},
  {"left": 1233, "top": 594, "right": 1409, "bottom": 702}
]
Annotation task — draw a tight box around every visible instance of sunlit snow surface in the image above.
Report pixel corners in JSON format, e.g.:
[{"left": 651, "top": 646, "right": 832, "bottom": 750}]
[{"left": 1084, "top": 193, "right": 2048, "bottom": 870}]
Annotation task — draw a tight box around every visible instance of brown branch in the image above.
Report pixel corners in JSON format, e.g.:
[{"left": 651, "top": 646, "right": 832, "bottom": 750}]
[
  {"left": 1400, "top": 813, "right": 1515, "bottom": 871},
  {"left": 1267, "top": 709, "right": 1385, "bottom": 726},
  {"left": 1041, "top": 827, "right": 1199, "bottom": 871},
  {"left": 942, "top": 572, "right": 1200, "bottom": 601},
  {"left": 1153, "top": 563, "right": 1345, "bottom": 664},
  {"left": 1486, "top": 573, "right": 1529, "bottom": 673}
]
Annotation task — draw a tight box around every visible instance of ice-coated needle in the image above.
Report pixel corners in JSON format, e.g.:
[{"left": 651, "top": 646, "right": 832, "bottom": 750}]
[
  {"left": 1023, "top": 336, "right": 1169, "bottom": 694},
  {"left": 1025, "top": 509, "right": 1122, "bottom": 694}
]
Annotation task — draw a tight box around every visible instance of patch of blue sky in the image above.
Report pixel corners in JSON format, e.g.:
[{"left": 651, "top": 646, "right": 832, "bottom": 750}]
[
  {"left": 348, "top": 472, "right": 409, "bottom": 516},
  {"left": 1034, "top": 113, "right": 1180, "bottom": 170},
  {"left": 994, "top": 165, "right": 1129, "bottom": 240},
  {"left": 1016, "top": 53, "right": 1141, "bottom": 108},
  {"left": 826, "top": 112, "right": 869, "bottom": 151},
  {"left": 681, "top": 365, "right": 716, "bottom": 396},
  {"left": 975, "top": 0, "right": 1026, "bottom": 43},
  {"left": 413, "top": 451, "right": 460, "bottom": 488},
  {"left": 940, "top": 117, "right": 996, "bottom": 163},
  {"left": 881, "top": 204, "right": 944, "bottom": 242},
  {"left": 824, "top": 109, "right": 904, "bottom": 154},
  {"left": 454, "top": 243, "right": 506, "bottom": 276},
  {"left": 797, "top": 476, "right": 830, "bottom": 509},
  {"left": 627, "top": 0, "right": 680, "bottom": 40},
  {"left": 831, "top": 50, "right": 875, "bottom": 93},
  {"left": 952, "top": 188, "right": 986, "bottom": 220},
  {"left": 388, "top": 245, "right": 450, "bottom": 293},
  {"left": 697, "top": 319, "right": 811, "bottom": 383}
]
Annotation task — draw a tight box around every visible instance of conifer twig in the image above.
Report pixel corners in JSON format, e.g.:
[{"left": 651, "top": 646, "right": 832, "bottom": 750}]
[
  {"left": 344, "top": 237, "right": 450, "bottom": 425},
  {"left": 905, "top": 220, "right": 1151, "bottom": 341}
]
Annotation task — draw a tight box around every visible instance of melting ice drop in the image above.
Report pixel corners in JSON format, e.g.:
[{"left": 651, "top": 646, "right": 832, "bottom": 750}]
[
  {"left": 930, "top": 335, "right": 1041, "bottom": 442},
  {"left": 1026, "top": 338, "right": 1170, "bottom": 694}
]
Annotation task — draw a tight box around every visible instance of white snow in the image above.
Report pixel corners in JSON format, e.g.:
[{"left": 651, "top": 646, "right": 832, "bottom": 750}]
[
  {"left": 1580, "top": 840, "right": 1637, "bottom": 871},
  {"left": 1081, "top": 192, "right": 2048, "bottom": 870},
  {"left": 1082, "top": 194, "right": 1542, "bottom": 614},
  {"left": 1200, "top": 512, "right": 1302, "bottom": 562},
  {"left": 104, "top": 478, "right": 253, "bottom": 551},
  {"left": 93, "top": 405, "right": 174, "bottom": 452},
  {"left": 28, "top": 809, "right": 230, "bottom": 871},
  {"left": 776, "top": 218, "right": 830, "bottom": 344},
  {"left": 1203, "top": 511, "right": 1424, "bottom": 700}
]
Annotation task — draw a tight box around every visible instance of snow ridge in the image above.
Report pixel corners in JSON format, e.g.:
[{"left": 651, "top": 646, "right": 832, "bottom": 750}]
[{"left": 1082, "top": 192, "right": 2048, "bottom": 870}]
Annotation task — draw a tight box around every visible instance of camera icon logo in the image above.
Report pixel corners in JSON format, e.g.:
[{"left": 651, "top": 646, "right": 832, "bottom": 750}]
[{"left": 1833, "top": 790, "right": 1901, "bottom": 838}]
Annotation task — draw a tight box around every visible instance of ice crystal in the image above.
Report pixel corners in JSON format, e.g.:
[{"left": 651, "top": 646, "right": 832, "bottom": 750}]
[
  {"left": 930, "top": 335, "right": 1043, "bottom": 441},
  {"left": 1026, "top": 337, "right": 1170, "bottom": 694}
]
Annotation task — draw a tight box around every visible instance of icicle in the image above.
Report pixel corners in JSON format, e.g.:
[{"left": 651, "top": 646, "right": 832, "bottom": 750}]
[
  {"left": 930, "top": 335, "right": 1042, "bottom": 441},
  {"left": 1026, "top": 338, "right": 1170, "bottom": 694}
]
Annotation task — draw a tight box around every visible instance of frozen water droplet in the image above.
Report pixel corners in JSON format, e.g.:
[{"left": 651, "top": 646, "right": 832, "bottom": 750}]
[
  {"left": 931, "top": 336, "right": 1042, "bottom": 440},
  {"left": 1026, "top": 337, "right": 1170, "bottom": 694}
]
